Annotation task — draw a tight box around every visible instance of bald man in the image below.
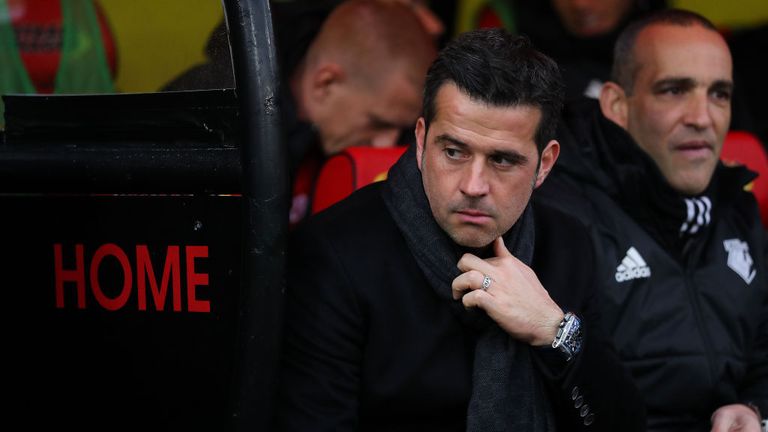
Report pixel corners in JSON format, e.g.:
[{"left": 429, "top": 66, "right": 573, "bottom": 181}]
[
  {"left": 288, "top": 0, "right": 435, "bottom": 155},
  {"left": 274, "top": 0, "right": 436, "bottom": 223}
]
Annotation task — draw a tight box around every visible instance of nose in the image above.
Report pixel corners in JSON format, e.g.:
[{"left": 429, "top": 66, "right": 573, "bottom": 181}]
[
  {"left": 370, "top": 129, "right": 400, "bottom": 148},
  {"left": 683, "top": 91, "right": 714, "bottom": 131},
  {"left": 460, "top": 159, "right": 490, "bottom": 197}
]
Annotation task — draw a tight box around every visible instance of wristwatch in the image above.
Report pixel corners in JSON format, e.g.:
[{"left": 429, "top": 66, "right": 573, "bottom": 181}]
[{"left": 551, "top": 312, "right": 583, "bottom": 362}]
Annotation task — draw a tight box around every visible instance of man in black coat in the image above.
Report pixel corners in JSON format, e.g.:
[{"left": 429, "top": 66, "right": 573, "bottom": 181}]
[{"left": 278, "top": 28, "right": 645, "bottom": 431}]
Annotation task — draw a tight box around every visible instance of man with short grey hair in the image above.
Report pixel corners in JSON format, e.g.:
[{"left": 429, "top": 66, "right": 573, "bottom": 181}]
[{"left": 540, "top": 9, "right": 768, "bottom": 432}]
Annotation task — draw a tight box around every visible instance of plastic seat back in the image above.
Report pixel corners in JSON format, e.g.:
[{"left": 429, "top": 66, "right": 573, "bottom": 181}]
[
  {"left": 721, "top": 130, "right": 768, "bottom": 227},
  {"left": 311, "top": 146, "right": 407, "bottom": 214}
]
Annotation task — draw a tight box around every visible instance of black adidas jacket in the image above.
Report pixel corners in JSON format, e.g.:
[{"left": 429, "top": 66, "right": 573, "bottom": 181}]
[{"left": 537, "top": 99, "right": 768, "bottom": 432}]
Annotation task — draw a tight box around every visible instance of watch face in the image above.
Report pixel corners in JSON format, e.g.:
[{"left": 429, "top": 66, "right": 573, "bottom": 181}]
[{"left": 554, "top": 313, "right": 582, "bottom": 360}]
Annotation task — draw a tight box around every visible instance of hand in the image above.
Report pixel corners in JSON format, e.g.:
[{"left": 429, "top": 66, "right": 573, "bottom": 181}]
[
  {"left": 451, "top": 237, "right": 564, "bottom": 346},
  {"left": 711, "top": 404, "right": 762, "bottom": 432}
]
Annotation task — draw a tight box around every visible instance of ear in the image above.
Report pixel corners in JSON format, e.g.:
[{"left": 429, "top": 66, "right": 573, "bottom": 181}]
[
  {"left": 599, "top": 82, "right": 629, "bottom": 128},
  {"left": 534, "top": 140, "right": 560, "bottom": 189},
  {"left": 309, "top": 63, "right": 345, "bottom": 103},
  {"left": 415, "top": 117, "right": 427, "bottom": 171}
]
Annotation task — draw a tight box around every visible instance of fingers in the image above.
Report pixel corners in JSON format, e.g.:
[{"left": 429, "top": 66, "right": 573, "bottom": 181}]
[
  {"left": 451, "top": 269, "right": 486, "bottom": 300},
  {"left": 461, "top": 288, "right": 492, "bottom": 310},
  {"left": 451, "top": 269, "right": 493, "bottom": 313},
  {"left": 456, "top": 252, "right": 490, "bottom": 274},
  {"left": 457, "top": 237, "right": 518, "bottom": 275}
]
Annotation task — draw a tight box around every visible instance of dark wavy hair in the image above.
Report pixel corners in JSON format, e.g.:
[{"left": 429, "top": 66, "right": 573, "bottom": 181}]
[{"left": 422, "top": 28, "right": 564, "bottom": 153}]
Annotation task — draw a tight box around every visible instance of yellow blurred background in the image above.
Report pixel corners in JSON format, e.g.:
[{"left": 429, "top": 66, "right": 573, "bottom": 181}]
[
  {"left": 456, "top": 0, "right": 768, "bottom": 34},
  {"left": 8, "top": 0, "right": 768, "bottom": 94},
  {"left": 673, "top": 0, "right": 768, "bottom": 28},
  {"left": 98, "top": 0, "right": 223, "bottom": 93}
]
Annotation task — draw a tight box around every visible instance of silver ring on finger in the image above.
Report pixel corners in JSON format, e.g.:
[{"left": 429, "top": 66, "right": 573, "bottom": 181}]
[{"left": 481, "top": 274, "right": 492, "bottom": 291}]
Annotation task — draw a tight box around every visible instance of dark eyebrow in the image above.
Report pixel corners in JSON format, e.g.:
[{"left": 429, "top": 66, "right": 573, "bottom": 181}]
[
  {"left": 435, "top": 133, "right": 468, "bottom": 148},
  {"left": 435, "top": 133, "right": 529, "bottom": 165},
  {"left": 652, "top": 77, "right": 695, "bottom": 92},
  {"left": 652, "top": 77, "right": 734, "bottom": 95}
]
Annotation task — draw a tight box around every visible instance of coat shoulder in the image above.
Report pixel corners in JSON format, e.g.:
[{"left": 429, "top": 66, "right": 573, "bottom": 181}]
[{"left": 291, "top": 182, "right": 402, "bottom": 253}]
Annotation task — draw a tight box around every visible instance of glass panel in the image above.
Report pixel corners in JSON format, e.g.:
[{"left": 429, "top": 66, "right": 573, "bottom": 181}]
[{"left": 0, "top": 0, "right": 232, "bottom": 128}]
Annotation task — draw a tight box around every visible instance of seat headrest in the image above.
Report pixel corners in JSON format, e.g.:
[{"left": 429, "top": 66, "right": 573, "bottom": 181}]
[
  {"left": 721, "top": 131, "right": 768, "bottom": 227},
  {"left": 311, "top": 146, "right": 407, "bottom": 214}
]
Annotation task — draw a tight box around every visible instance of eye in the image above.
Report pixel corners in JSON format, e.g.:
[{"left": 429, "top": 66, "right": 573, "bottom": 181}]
[
  {"left": 489, "top": 154, "right": 513, "bottom": 167},
  {"left": 444, "top": 147, "right": 465, "bottom": 160},
  {"left": 711, "top": 88, "right": 732, "bottom": 102},
  {"left": 660, "top": 85, "right": 684, "bottom": 96},
  {"left": 489, "top": 151, "right": 526, "bottom": 168}
]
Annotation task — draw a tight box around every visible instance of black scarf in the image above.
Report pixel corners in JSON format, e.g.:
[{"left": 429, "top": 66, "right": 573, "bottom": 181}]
[{"left": 382, "top": 145, "right": 555, "bottom": 432}]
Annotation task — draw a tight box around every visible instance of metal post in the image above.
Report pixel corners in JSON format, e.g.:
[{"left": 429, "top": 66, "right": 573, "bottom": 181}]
[{"left": 223, "top": 0, "right": 288, "bottom": 429}]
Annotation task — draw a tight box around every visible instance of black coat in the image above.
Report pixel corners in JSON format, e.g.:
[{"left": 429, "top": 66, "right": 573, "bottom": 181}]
[
  {"left": 278, "top": 181, "right": 645, "bottom": 431},
  {"left": 538, "top": 99, "right": 768, "bottom": 431}
]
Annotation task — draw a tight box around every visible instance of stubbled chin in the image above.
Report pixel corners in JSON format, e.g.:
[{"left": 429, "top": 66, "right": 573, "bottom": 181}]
[
  {"left": 670, "top": 172, "right": 714, "bottom": 195},
  {"left": 449, "top": 226, "right": 495, "bottom": 249}
]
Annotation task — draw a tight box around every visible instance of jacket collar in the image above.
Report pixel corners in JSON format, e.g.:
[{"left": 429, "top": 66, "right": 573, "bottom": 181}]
[{"left": 557, "top": 98, "right": 756, "bottom": 255}]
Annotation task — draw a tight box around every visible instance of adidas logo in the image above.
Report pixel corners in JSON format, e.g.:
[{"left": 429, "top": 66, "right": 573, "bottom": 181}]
[{"left": 615, "top": 247, "right": 651, "bottom": 282}]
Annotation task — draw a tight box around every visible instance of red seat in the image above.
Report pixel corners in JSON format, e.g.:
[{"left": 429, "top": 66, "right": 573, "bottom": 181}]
[
  {"left": 721, "top": 131, "right": 768, "bottom": 227},
  {"left": 311, "top": 146, "right": 407, "bottom": 214}
]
